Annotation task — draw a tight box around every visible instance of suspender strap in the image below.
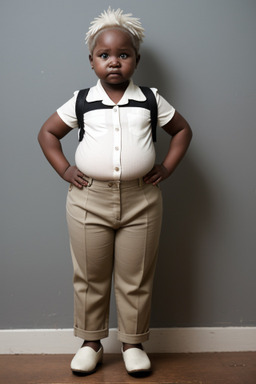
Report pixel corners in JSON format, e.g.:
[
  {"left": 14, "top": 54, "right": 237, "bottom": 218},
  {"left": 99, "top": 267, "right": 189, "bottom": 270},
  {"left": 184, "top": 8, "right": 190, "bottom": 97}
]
[
  {"left": 139, "top": 86, "right": 158, "bottom": 142},
  {"left": 76, "top": 86, "right": 158, "bottom": 142},
  {"left": 75, "top": 88, "right": 90, "bottom": 142}
]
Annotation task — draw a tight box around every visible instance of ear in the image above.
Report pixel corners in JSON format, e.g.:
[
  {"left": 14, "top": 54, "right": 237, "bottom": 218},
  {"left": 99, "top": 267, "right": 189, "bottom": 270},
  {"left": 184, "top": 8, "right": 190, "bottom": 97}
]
[
  {"left": 89, "top": 54, "right": 94, "bottom": 69},
  {"left": 136, "top": 54, "right": 141, "bottom": 68}
]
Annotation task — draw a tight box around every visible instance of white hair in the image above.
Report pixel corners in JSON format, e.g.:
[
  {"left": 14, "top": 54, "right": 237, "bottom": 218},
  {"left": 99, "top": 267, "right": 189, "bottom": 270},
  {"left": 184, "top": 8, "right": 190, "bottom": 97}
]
[{"left": 86, "top": 7, "right": 145, "bottom": 54}]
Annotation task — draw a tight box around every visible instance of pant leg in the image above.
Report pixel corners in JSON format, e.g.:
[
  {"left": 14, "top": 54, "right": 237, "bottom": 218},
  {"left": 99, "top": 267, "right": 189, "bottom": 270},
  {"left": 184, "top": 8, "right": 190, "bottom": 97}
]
[
  {"left": 66, "top": 183, "right": 115, "bottom": 340},
  {"left": 114, "top": 182, "right": 163, "bottom": 344}
]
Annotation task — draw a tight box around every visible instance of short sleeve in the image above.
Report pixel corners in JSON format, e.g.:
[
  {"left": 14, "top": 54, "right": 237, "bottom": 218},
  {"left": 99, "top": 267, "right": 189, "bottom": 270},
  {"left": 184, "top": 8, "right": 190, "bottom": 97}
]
[
  {"left": 151, "top": 88, "right": 175, "bottom": 127},
  {"left": 56, "top": 91, "right": 79, "bottom": 129}
]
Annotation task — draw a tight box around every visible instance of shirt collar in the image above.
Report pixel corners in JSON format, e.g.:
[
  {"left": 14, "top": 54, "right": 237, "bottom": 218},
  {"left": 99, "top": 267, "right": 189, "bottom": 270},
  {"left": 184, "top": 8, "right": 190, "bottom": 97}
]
[{"left": 86, "top": 79, "right": 147, "bottom": 106}]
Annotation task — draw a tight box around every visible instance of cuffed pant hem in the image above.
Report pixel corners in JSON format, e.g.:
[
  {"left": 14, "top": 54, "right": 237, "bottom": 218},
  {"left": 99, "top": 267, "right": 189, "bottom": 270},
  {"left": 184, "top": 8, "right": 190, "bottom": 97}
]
[
  {"left": 118, "top": 330, "right": 150, "bottom": 344},
  {"left": 74, "top": 326, "right": 109, "bottom": 341}
]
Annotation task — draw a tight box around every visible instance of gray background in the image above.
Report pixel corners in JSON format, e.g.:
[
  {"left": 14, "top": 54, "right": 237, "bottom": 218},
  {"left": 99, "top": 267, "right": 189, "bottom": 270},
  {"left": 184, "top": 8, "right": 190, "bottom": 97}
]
[{"left": 1, "top": 0, "right": 255, "bottom": 331}]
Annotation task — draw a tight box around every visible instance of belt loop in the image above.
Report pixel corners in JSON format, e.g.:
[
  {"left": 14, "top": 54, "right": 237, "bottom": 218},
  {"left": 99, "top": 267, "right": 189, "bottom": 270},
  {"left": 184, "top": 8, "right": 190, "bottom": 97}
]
[
  {"left": 138, "top": 178, "right": 143, "bottom": 187},
  {"left": 86, "top": 177, "right": 93, "bottom": 187}
]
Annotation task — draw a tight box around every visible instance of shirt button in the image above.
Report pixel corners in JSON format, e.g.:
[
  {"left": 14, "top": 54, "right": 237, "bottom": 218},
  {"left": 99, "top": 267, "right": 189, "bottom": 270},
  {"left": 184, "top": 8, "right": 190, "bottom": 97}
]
[
  {"left": 113, "top": 106, "right": 118, "bottom": 112},
  {"left": 115, "top": 167, "right": 119, "bottom": 172},
  {"left": 115, "top": 128, "right": 119, "bottom": 132},
  {"left": 115, "top": 146, "right": 119, "bottom": 151}
]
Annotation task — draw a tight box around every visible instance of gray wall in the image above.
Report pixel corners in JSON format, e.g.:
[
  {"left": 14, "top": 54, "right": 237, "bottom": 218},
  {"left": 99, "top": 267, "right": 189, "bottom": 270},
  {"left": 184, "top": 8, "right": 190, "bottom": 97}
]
[{"left": 1, "top": 0, "right": 256, "bottom": 330}]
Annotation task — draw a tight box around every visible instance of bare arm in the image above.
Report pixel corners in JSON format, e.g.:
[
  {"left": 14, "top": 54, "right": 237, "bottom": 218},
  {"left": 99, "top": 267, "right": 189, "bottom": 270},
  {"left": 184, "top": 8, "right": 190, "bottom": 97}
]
[
  {"left": 143, "top": 111, "right": 192, "bottom": 185},
  {"left": 38, "top": 112, "right": 87, "bottom": 188}
]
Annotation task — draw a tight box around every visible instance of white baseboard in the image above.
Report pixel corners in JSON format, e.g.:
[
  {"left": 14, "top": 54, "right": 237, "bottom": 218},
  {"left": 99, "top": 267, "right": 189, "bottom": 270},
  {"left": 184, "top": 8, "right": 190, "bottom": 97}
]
[{"left": 0, "top": 327, "right": 255, "bottom": 354}]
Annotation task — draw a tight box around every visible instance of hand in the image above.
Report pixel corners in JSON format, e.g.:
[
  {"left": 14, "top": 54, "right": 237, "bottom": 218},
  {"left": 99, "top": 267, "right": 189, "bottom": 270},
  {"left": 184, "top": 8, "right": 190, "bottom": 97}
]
[
  {"left": 143, "top": 164, "right": 170, "bottom": 186},
  {"left": 63, "top": 166, "right": 88, "bottom": 189}
]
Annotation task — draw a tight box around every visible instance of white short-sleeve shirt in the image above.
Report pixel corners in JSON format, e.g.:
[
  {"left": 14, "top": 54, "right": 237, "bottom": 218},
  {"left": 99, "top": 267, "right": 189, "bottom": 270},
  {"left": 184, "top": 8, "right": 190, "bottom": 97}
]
[{"left": 57, "top": 80, "right": 175, "bottom": 181}]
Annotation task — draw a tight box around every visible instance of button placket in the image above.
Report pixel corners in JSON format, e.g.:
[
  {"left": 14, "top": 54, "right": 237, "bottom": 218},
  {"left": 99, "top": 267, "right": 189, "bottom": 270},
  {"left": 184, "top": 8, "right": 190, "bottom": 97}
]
[{"left": 112, "top": 106, "right": 121, "bottom": 179}]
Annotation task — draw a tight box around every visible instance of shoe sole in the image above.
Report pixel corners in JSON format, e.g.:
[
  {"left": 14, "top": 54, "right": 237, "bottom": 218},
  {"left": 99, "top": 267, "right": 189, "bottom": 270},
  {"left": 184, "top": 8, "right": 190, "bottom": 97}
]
[
  {"left": 71, "top": 359, "right": 103, "bottom": 375},
  {"left": 127, "top": 369, "right": 152, "bottom": 377}
]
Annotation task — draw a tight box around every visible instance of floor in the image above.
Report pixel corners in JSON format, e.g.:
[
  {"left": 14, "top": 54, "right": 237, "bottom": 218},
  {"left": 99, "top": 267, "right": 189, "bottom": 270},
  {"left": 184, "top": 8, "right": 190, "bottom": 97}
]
[{"left": 0, "top": 352, "right": 255, "bottom": 384}]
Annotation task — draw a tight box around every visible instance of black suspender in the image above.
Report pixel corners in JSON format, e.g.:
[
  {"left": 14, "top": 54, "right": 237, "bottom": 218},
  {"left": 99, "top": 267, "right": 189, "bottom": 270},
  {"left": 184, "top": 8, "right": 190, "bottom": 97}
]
[
  {"left": 76, "top": 86, "right": 158, "bottom": 142},
  {"left": 75, "top": 88, "right": 90, "bottom": 142},
  {"left": 139, "top": 86, "right": 157, "bottom": 142}
]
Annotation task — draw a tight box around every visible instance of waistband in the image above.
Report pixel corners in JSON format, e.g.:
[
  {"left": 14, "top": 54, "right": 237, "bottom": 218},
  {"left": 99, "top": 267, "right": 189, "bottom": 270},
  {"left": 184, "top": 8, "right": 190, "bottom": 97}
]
[{"left": 83, "top": 177, "right": 144, "bottom": 189}]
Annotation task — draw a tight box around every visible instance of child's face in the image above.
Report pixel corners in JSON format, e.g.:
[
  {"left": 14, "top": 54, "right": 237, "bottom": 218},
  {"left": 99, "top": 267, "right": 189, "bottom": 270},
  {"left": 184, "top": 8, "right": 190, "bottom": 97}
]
[{"left": 89, "top": 29, "right": 140, "bottom": 88}]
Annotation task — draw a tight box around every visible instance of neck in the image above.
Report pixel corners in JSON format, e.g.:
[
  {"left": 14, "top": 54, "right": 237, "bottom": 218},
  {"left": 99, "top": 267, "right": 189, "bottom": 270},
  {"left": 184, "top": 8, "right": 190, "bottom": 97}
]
[{"left": 100, "top": 80, "right": 130, "bottom": 104}]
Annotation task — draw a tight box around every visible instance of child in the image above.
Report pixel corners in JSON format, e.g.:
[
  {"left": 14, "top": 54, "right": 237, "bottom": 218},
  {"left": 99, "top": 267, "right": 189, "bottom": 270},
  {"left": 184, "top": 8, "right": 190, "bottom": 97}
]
[{"left": 38, "top": 8, "right": 192, "bottom": 375}]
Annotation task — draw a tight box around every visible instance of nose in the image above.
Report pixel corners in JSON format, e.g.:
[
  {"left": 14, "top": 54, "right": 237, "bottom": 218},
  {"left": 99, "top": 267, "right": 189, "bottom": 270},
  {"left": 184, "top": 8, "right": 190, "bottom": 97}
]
[{"left": 109, "top": 57, "right": 121, "bottom": 67}]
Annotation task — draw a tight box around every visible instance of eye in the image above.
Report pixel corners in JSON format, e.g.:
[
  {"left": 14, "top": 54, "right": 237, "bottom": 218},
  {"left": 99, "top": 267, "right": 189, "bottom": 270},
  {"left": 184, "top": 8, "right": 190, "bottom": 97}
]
[
  {"left": 100, "top": 53, "right": 109, "bottom": 59},
  {"left": 120, "top": 53, "right": 128, "bottom": 59}
]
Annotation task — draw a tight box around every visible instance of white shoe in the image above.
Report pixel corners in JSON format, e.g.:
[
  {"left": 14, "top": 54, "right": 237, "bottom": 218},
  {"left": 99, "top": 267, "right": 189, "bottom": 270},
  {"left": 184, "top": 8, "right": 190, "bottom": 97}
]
[
  {"left": 122, "top": 347, "right": 151, "bottom": 373},
  {"left": 70, "top": 346, "right": 103, "bottom": 373}
]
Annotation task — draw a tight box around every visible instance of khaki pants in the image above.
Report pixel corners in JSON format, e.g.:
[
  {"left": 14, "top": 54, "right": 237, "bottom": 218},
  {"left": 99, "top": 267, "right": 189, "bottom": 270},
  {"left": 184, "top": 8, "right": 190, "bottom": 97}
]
[{"left": 66, "top": 178, "right": 162, "bottom": 344}]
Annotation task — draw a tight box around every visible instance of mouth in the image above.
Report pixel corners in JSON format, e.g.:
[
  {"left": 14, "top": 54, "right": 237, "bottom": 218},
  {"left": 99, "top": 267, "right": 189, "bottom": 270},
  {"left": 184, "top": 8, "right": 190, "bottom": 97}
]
[{"left": 107, "top": 71, "right": 122, "bottom": 77}]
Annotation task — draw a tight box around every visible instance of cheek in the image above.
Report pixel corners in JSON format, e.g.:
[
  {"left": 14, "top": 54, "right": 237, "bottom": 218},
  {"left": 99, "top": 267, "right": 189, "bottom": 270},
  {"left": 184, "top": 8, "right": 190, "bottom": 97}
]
[
  {"left": 93, "top": 61, "right": 105, "bottom": 72},
  {"left": 126, "top": 62, "right": 137, "bottom": 74}
]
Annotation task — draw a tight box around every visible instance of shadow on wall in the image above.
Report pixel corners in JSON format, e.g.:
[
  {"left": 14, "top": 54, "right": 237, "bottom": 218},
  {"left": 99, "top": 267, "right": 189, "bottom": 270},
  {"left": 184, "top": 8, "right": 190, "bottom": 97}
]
[
  {"left": 134, "top": 47, "right": 215, "bottom": 327},
  {"left": 151, "top": 155, "right": 215, "bottom": 327},
  {"left": 134, "top": 46, "right": 176, "bottom": 95}
]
